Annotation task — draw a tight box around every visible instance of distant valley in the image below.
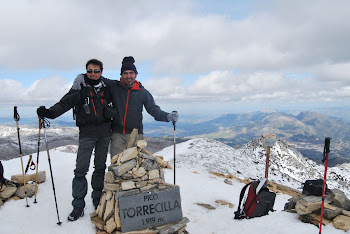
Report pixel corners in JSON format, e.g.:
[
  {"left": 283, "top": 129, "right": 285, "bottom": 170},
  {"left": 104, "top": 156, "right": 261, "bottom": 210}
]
[{"left": 1, "top": 111, "right": 350, "bottom": 166}]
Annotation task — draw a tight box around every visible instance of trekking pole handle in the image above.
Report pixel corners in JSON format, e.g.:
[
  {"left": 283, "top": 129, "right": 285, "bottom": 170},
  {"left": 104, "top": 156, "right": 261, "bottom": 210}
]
[
  {"left": 14, "top": 106, "right": 20, "bottom": 121},
  {"left": 172, "top": 111, "right": 177, "bottom": 131},
  {"left": 322, "top": 137, "right": 331, "bottom": 163}
]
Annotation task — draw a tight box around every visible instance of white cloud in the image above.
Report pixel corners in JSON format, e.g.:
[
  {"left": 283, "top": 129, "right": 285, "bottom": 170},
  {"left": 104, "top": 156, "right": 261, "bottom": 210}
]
[
  {"left": 1, "top": 0, "right": 350, "bottom": 115},
  {"left": 0, "top": 77, "right": 71, "bottom": 106}
]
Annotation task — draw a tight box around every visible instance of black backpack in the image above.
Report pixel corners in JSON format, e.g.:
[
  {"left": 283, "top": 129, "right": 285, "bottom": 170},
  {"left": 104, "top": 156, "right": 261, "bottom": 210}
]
[
  {"left": 234, "top": 179, "right": 276, "bottom": 219},
  {"left": 302, "top": 179, "right": 327, "bottom": 196}
]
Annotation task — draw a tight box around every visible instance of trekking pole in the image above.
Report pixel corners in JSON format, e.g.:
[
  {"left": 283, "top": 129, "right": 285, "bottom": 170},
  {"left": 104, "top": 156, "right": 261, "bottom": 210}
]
[
  {"left": 34, "top": 117, "right": 42, "bottom": 203},
  {"left": 172, "top": 111, "right": 177, "bottom": 185},
  {"left": 265, "top": 146, "right": 270, "bottom": 184},
  {"left": 319, "top": 137, "right": 331, "bottom": 234},
  {"left": 14, "top": 106, "right": 30, "bottom": 207},
  {"left": 42, "top": 118, "right": 62, "bottom": 225}
]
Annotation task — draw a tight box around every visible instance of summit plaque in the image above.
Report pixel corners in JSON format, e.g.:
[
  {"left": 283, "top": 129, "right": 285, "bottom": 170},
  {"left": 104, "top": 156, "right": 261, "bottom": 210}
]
[{"left": 118, "top": 187, "right": 182, "bottom": 232}]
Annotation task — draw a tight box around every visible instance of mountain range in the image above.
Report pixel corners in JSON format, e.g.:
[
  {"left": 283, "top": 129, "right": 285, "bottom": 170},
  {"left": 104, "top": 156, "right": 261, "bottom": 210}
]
[
  {"left": 1, "top": 111, "right": 350, "bottom": 166},
  {"left": 145, "top": 111, "right": 350, "bottom": 166},
  {"left": 159, "top": 137, "right": 350, "bottom": 197}
]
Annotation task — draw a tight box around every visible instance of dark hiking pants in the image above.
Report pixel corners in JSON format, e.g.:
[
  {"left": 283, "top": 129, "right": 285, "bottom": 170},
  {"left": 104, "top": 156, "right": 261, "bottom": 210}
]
[{"left": 72, "top": 136, "right": 110, "bottom": 211}]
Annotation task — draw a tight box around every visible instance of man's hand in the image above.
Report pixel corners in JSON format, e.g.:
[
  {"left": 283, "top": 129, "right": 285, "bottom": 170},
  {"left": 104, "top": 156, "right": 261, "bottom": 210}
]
[
  {"left": 71, "top": 74, "right": 86, "bottom": 90},
  {"left": 167, "top": 111, "right": 178, "bottom": 122},
  {"left": 37, "top": 106, "right": 48, "bottom": 118}
]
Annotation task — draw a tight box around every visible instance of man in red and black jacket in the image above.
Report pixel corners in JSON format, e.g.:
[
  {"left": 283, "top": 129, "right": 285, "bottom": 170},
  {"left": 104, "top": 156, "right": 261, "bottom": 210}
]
[
  {"left": 37, "top": 59, "right": 115, "bottom": 221},
  {"left": 72, "top": 56, "right": 178, "bottom": 157}
]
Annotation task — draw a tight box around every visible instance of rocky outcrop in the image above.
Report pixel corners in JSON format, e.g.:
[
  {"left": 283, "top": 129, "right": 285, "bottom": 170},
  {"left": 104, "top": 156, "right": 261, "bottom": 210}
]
[
  {"left": 0, "top": 171, "right": 46, "bottom": 207},
  {"left": 284, "top": 188, "right": 350, "bottom": 231}
]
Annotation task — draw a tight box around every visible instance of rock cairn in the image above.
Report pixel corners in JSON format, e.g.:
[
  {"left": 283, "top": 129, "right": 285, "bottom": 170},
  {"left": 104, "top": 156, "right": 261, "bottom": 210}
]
[
  {"left": 284, "top": 188, "right": 350, "bottom": 231},
  {"left": 90, "top": 130, "right": 189, "bottom": 234},
  {"left": 0, "top": 171, "right": 46, "bottom": 207}
]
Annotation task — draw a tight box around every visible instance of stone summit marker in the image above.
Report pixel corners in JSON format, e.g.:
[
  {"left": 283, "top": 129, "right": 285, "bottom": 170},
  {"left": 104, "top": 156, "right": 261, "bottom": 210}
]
[
  {"left": 119, "top": 187, "right": 182, "bottom": 232},
  {"left": 90, "top": 132, "right": 189, "bottom": 233}
]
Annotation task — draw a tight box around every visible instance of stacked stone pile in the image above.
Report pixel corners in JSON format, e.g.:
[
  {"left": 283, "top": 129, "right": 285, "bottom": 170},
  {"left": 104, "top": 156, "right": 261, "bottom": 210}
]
[
  {"left": 284, "top": 188, "right": 350, "bottom": 231},
  {"left": 0, "top": 171, "right": 46, "bottom": 207},
  {"left": 90, "top": 130, "right": 189, "bottom": 234}
]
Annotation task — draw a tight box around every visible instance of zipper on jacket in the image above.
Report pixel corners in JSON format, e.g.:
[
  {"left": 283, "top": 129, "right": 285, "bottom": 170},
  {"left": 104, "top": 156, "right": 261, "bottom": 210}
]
[{"left": 123, "top": 89, "right": 131, "bottom": 134}]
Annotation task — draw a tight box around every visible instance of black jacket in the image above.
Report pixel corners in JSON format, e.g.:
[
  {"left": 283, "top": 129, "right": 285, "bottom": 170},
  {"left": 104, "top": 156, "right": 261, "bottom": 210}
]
[
  {"left": 46, "top": 78, "right": 113, "bottom": 138},
  {"left": 103, "top": 78, "right": 169, "bottom": 134}
]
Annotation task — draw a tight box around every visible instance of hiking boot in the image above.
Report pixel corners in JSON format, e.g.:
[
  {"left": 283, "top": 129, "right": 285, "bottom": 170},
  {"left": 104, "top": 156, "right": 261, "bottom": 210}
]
[{"left": 67, "top": 208, "right": 84, "bottom": 221}]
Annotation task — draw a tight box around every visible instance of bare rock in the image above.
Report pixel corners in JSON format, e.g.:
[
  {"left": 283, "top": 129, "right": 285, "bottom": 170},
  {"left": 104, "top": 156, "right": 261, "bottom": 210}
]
[
  {"left": 342, "top": 210, "right": 350, "bottom": 217},
  {"left": 141, "top": 159, "right": 154, "bottom": 171},
  {"left": 104, "top": 216, "right": 117, "bottom": 233},
  {"left": 156, "top": 158, "right": 169, "bottom": 168},
  {"left": 15, "top": 184, "right": 36, "bottom": 198},
  {"left": 98, "top": 193, "right": 107, "bottom": 219},
  {"left": 158, "top": 217, "right": 190, "bottom": 234},
  {"left": 284, "top": 196, "right": 303, "bottom": 211},
  {"left": 105, "top": 171, "right": 115, "bottom": 184},
  {"left": 90, "top": 211, "right": 98, "bottom": 218},
  {"left": 120, "top": 147, "right": 138, "bottom": 163},
  {"left": 11, "top": 174, "right": 31, "bottom": 184},
  {"left": 91, "top": 216, "right": 105, "bottom": 230},
  {"left": 329, "top": 189, "right": 350, "bottom": 209},
  {"left": 196, "top": 203, "right": 216, "bottom": 210},
  {"left": 29, "top": 171, "right": 46, "bottom": 183},
  {"left": 299, "top": 213, "right": 331, "bottom": 226},
  {"left": 133, "top": 167, "right": 146, "bottom": 178},
  {"left": 323, "top": 203, "right": 343, "bottom": 220},
  {"left": 215, "top": 200, "right": 234, "bottom": 208},
  {"left": 121, "top": 181, "right": 136, "bottom": 191},
  {"left": 104, "top": 198, "right": 115, "bottom": 221},
  {"left": 333, "top": 215, "right": 350, "bottom": 231},
  {"left": 295, "top": 195, "right": 331, "bottom": 215},
  {"left": 140, "top": 184, "right": 157, "bottom": 192},
  {"left": 137, "top": 140, "right": 147, "bottom": 149},
  {"left": 148, "top": 170, "right": 160, "bottom": 180},
  {"left": 136, "top": 181, "right": 148, "bottom": 188},
  {"left": 0, "top": 186, "right": 17, "bottom": 199},
  {"left": 224, "top": 179, "right": 232, "bottom": 185},
  {"left": 111, "top": 153, "right": 121, "bottom": 165},
  {"left": 125, "top": 129, "right": 139, "bottom": 149},
  {"left": 112, "top": 159, "right": 137, "bottom": 176},
  {"left": 115, "top": 200, "right": 122, "bottom": 230},
  {"left": 104, "top": 182, "right": 120, "bottom": 191}
]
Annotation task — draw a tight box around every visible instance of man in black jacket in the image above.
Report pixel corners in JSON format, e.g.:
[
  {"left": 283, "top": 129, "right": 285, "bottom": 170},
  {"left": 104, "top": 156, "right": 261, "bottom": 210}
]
[
  {"left": 72, "top": 56, "right": 178, "bottom": 157},
  {"left": 37, "top": 59, "right": 114, "bottom": 221}
]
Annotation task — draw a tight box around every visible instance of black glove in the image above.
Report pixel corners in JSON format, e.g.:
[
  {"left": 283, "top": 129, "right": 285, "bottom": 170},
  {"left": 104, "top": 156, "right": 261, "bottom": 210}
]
[{"left": 37, "top": 106, "right": 48, "bottom": 118}]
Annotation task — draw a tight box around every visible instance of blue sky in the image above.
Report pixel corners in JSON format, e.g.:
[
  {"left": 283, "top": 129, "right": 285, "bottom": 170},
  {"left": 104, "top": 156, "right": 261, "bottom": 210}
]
[{"left": 1, "top": 0, "right": 350, "bottom": 119}]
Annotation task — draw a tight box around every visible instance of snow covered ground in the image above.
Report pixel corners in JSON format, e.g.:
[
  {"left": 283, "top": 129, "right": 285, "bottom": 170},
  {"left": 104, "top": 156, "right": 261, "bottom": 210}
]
[{"left": 0, "top": 142, "right": 348, "bottom": 234}]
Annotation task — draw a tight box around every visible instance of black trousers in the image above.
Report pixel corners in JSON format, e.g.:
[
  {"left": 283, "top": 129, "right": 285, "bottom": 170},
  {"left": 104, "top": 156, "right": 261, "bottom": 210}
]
[{"left": 71, "top": 136, "right": 110, "bottom": 210}]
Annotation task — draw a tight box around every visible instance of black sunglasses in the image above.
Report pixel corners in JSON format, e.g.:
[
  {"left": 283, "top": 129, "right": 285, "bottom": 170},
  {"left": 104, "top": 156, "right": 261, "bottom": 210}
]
[{"left": 87, "top": 69, "right": 101, "bottom": 74}]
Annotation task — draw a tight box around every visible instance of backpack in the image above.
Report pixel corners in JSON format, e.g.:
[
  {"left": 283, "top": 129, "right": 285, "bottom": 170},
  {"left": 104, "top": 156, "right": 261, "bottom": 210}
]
[
  {"left": 302, "top": 179, "right": 327, "bottom": 196},
  {"left": 234, "top": 179, "right": 276, "bottom": 219},
  {"left": 72, "top": 83, "right": 115, "bottom": 125}
]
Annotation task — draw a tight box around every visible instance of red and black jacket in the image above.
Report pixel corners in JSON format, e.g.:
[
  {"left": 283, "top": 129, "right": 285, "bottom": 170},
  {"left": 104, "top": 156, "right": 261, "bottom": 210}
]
[{"left": 103, "top": 78, "right": 169, "bottom": 134}]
